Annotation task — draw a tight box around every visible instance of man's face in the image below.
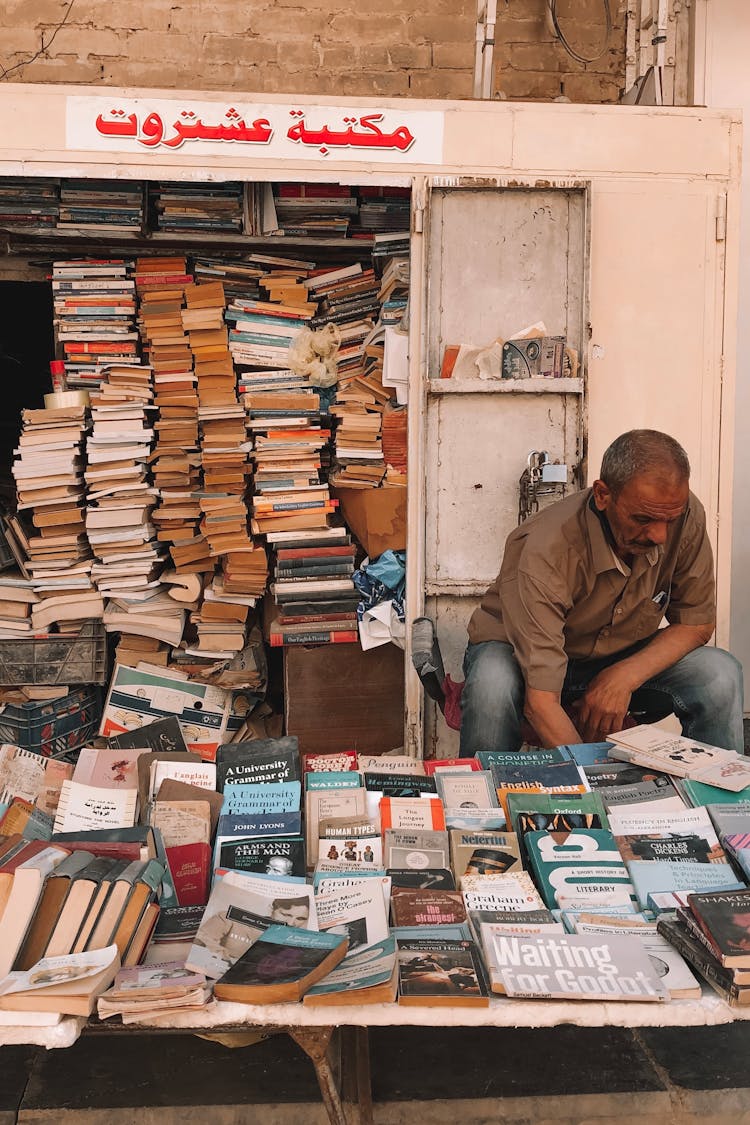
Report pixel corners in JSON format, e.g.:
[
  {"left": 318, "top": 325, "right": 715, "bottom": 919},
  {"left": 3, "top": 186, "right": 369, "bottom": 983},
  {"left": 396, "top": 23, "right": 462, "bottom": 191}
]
[
  {"left": 272, "top": 903, "right": 309, "bottom": 928},
  {"left": 266, "top": 856, "right": 292, "bottom": 876},
  {"left": 592, "top": 472, "right": 689, "bottom": 558}
]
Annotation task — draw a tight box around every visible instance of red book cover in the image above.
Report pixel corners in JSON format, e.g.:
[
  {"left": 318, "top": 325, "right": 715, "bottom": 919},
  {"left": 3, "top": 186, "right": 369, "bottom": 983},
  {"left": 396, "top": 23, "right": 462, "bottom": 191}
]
[
  {"left": 379, "top": 798, "right": 446, "bottom": 834},
  {"left": 276, "top": 545, "right": 355, "bottom": 561},
  {"left": 269, "top": 629, "right": 357, "bottom": 647},
  {"left": 166, "top": 842, "right": 211, "bottom": 907},
  {"left": 423, "top": 759, "right": 482, "bottom": 775},
  {"left": 302, "top": 750, "right": 358, "bottom": 774}
]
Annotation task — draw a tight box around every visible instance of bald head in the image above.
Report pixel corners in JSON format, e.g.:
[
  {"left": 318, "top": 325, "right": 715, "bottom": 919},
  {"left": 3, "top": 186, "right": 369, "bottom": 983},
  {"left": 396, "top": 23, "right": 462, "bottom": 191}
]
[{"left": 599, "top": 430, "right": 690, "bottom": 497}]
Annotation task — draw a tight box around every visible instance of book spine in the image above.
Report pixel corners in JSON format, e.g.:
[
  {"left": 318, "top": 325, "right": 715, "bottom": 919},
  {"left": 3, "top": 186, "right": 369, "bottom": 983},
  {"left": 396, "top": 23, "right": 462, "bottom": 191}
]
[
  {"left": 275, "top": 564, "right": 353, "bottom": 579},
  {"left": 270, "top": 629, "right": 358, "bottom": 647}
]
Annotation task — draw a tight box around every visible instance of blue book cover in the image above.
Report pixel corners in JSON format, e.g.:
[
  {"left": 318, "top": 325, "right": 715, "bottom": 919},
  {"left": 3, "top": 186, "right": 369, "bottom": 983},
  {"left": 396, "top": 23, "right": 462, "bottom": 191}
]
[
  {"left": 215, "top": 811, "right": 302, "bottom": 840},
  {"left": 627, "top": 860, "right": 744, "bottom": 910},
  {"left": 220, "top": 781, "right": 301, "bottom": 817},
  {"left": 305, "top": 771, "right": 362, "bottom": 791},
  {"left": 524, "top": 828, "right": 634, "bottom": 910},
  {"left": 476, "top": 748, "right": 575, "bottom": 770}
]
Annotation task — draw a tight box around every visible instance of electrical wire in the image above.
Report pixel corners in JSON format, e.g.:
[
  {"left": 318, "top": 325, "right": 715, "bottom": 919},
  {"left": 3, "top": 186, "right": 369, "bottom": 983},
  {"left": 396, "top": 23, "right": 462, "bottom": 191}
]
[{"left": 548, "top": 0, "right": 613, "bottom": 66}]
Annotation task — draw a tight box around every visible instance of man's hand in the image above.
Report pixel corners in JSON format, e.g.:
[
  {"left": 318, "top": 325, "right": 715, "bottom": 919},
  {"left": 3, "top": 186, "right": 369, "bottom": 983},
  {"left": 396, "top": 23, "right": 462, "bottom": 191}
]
[{"left": 574, "top": 664, "right": 636, "bottom": 742}]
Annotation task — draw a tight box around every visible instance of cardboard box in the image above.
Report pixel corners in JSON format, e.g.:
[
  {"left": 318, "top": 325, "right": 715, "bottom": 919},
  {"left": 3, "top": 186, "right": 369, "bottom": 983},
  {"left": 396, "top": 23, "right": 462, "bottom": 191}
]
[
  {"left": 331, "top": 484, "right": 406, "bottom": 558},
  {"left": 284, "top": 643, "right": 404, "bottom": 755}
]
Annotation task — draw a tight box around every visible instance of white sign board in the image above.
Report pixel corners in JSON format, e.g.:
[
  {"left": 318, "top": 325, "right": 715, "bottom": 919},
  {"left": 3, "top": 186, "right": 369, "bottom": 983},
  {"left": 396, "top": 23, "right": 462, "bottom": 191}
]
[{"left": 66, "top": 96, "right": 445, "bottom": 165}]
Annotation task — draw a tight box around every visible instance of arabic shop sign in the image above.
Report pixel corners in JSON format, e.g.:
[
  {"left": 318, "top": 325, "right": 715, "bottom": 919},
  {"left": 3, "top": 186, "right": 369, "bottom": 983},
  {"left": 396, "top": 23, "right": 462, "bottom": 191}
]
[{"left": 65, "top": 97, "right": 445, "bottom": 164}]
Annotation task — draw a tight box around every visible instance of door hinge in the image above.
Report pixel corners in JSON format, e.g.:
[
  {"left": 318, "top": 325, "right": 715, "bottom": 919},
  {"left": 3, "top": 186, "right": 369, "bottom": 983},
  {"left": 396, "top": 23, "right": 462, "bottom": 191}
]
[{"left": 716, "top": 194, "right": 727, "bottom": 242}]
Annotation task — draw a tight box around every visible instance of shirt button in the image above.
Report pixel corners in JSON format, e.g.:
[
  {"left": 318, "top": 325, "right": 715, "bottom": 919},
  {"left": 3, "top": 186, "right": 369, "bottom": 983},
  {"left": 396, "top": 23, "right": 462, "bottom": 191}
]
[
  {"left": 602, "top": 628, "right": 610, "bottom": 636},
  {"left": 615, "top": 608, "right": 622, "bottom": 615}
]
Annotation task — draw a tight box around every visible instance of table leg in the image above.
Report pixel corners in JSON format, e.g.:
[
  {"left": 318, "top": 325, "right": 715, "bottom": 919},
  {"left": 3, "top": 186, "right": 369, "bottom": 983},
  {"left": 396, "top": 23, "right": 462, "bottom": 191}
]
[
  {"left": 342, "top": 1026, "right": 372, "bottom": 1125},
  {"left": 288, "top": 1026, "right": 348, "bottom": 1125}
]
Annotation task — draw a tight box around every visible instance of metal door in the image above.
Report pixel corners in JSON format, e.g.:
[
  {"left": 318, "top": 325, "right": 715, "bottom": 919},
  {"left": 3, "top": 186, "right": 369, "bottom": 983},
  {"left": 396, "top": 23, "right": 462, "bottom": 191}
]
[{"left": 419, "top": 183, "right": 589, "bottom": 758}]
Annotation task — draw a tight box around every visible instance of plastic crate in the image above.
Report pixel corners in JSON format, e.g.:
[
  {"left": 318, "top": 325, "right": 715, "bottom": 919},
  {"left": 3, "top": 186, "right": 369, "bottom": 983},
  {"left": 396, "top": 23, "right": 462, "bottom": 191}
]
[
  {"left": 0, "top": 621, "right": 107, "bottom": 685},
  {"left": 0, "top": 686, "right": 101, "bottom": 760}
]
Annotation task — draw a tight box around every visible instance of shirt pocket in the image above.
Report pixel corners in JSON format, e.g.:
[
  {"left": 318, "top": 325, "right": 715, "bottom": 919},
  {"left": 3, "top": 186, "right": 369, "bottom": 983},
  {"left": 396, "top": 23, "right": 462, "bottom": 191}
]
[{"left": 639, "top": 587, "right": 671, "bottom": 633}]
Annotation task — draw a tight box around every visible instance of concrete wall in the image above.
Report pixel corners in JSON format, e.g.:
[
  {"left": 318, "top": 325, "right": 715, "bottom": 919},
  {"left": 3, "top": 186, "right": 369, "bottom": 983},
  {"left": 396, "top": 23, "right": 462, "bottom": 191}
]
[{"left": 0, "top": 0, "right": 626, "bottom": 103}]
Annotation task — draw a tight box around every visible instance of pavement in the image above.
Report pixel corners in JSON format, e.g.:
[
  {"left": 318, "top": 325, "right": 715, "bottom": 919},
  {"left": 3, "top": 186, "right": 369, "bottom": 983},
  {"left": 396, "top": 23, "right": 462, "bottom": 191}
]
[{"left": 3, "top": 1023, "right": 750, "bottom": 1124}]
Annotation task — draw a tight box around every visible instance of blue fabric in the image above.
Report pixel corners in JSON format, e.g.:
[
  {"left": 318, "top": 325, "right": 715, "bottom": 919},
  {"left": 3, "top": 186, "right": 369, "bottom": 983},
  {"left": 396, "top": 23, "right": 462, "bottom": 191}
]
[
  {"left": 458, "top": 639, "right": 744, "bottom": 758},
  {"left": 353, "top": 550, "right": 406, "bottom": 623}
]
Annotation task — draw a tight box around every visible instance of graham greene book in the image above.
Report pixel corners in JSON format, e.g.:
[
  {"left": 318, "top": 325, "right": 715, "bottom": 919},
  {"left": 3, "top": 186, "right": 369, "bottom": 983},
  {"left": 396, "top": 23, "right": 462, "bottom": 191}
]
[{"left": 213, "top": 925, "right": 348, "bottom": 1003}]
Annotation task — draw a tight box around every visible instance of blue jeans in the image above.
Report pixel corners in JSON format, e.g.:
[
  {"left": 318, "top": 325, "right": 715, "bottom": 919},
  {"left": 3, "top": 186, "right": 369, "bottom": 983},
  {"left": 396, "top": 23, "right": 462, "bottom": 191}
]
[{"left": 458, "top": 639, "right": 745, "bottom": 756}]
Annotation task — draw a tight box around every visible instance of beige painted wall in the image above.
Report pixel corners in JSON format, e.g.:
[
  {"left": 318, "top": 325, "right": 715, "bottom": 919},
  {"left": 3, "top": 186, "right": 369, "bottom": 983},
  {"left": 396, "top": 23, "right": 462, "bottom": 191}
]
[{"left": 0, "top": 0, "right": 625, "bottom": 104}]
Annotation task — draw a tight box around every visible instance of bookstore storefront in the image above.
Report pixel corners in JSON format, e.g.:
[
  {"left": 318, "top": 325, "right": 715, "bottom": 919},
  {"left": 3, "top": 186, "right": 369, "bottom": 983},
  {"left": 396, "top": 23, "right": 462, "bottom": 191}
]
[
  {"left": 0, "top": 85, "right": 740, "bottom": 760},
  {"left": 0, "top": 85, "right": 744, "bottom": 1124}
]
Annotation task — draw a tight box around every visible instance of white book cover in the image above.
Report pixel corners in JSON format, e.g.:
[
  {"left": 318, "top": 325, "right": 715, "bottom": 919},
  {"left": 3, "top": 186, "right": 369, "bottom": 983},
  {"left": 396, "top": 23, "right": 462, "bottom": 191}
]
[
  {"left": 314, "top": 876, "right": 389, "bottom": 952},
  {"left": 185, "top": 869, "right": 317, "bottom": 979},
  {"left": 609, "top": 725, "right": 750, "bottom": 790},
  {"left": 53, "top": 782, "right": 138, "bottom": 833},
  {"left": 571, "top": 915, "right": 701, "bottom": 998},
  {"left": 461, "top": 872, "right": 544, "bottom": 913},
  {"left": 489, "top": 932, "right": 668, "bottom": 1001},
  {"left": 607, "top": 805, "right": 718, "bottom": 839}
]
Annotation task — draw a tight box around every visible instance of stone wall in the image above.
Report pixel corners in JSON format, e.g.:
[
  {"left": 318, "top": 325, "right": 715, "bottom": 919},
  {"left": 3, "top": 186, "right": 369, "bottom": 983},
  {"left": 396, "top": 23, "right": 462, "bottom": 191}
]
[{"left": 0, "top": 0, "right": 625, "bottom": 103}]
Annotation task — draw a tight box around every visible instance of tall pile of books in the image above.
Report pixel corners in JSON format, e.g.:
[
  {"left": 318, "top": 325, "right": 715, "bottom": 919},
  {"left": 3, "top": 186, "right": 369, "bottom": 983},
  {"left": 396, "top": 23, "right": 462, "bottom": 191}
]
[
  {"left": 86, "top": 363, "right": 181, "bottom": 646},
  {"left": 187, "top": 281, "right": 257, "bottom": 660},
  {"left": 135, "top": 257, "right": 204, "bottom": 579},
  {"left": 150, "top": 182, "right": 244, "bottom": 233},
  {"left": 272, "top": 184, "right": 358, "bottom": 238},
  {"left": 248, "top": 407, "right": 334, "bottom": 538},
  {"left": 57, "top": 180, "right": 144, "bottom": 233},
  {"left": 11, "top": 404, "right": 103, "bottom": 630},
  {"left": 52, "top": 260, "right": 139, "bottom": 389},
  {"left": 0, "top": 177, "right": 59, "bottom": 229}
]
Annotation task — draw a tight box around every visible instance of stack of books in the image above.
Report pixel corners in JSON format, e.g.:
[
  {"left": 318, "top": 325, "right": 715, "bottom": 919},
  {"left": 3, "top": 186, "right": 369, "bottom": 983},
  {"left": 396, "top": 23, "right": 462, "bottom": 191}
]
[
  {"left": 52, "top": 260, "right": 139, "bottom": 388},
  {"left": 658, "top": 889, "right": 750, "bottom": 1006},
  {"left": 272, "top": 184, "right": 358, "bottom": 238},
  {"left": 11, "top": 405, "right": 102, "bottom": 630},
  {"left": 306, "top": 264, "right": 381, "bottom": 332},
  {"left": 135, "top": 258, "right": 206, "bottom": 576},
  {"left": 0, "top": 177, "right": 59, "bottom": 229},
  {"left": 256, "top": 253, "right": 317, "bottom": 306},
  {"left": 57, "top": 180, "right": 144, "bottom": 233},
  {"left": 268, "top": 527, "right": 358, "bottom": 646},
  {"left": 0, "top": 570, "right": 38, "bottom": 638},
  {"left": 86, "top": 363, "right": 163, "bottom": 604},
  {"left": 226, "top": 297, "right": 313, "bottom": 370},
  {"left": 356, "top": 186, "right": 411, "bottom": 234},
  {"left": 181, "top": 281, "right": 256, "bottom": 662},
  {"left": 192, "top": 257, "right": 266, "bottom": 304},
  {"left": 249, "top": 415, "right": 334, "bottom": 537},
  {"left": 150, "top": 182, "right": 244, "bottom": 233}
]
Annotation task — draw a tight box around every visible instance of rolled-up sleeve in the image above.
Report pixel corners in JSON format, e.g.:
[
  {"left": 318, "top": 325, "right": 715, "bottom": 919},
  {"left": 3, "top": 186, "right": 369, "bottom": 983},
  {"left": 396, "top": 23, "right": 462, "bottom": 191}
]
[
  {"left": 665, "top": 502, "right": 716, "bottom": 627},
  {"left": 500, "top": 568, "right": 572, "bottom": 694}
]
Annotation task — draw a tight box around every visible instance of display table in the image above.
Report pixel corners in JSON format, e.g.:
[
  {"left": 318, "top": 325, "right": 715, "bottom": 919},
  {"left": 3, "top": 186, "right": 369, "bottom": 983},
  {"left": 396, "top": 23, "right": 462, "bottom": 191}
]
[{"left": 1, "top": 990, "right": 747, "bottom": 1125}]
